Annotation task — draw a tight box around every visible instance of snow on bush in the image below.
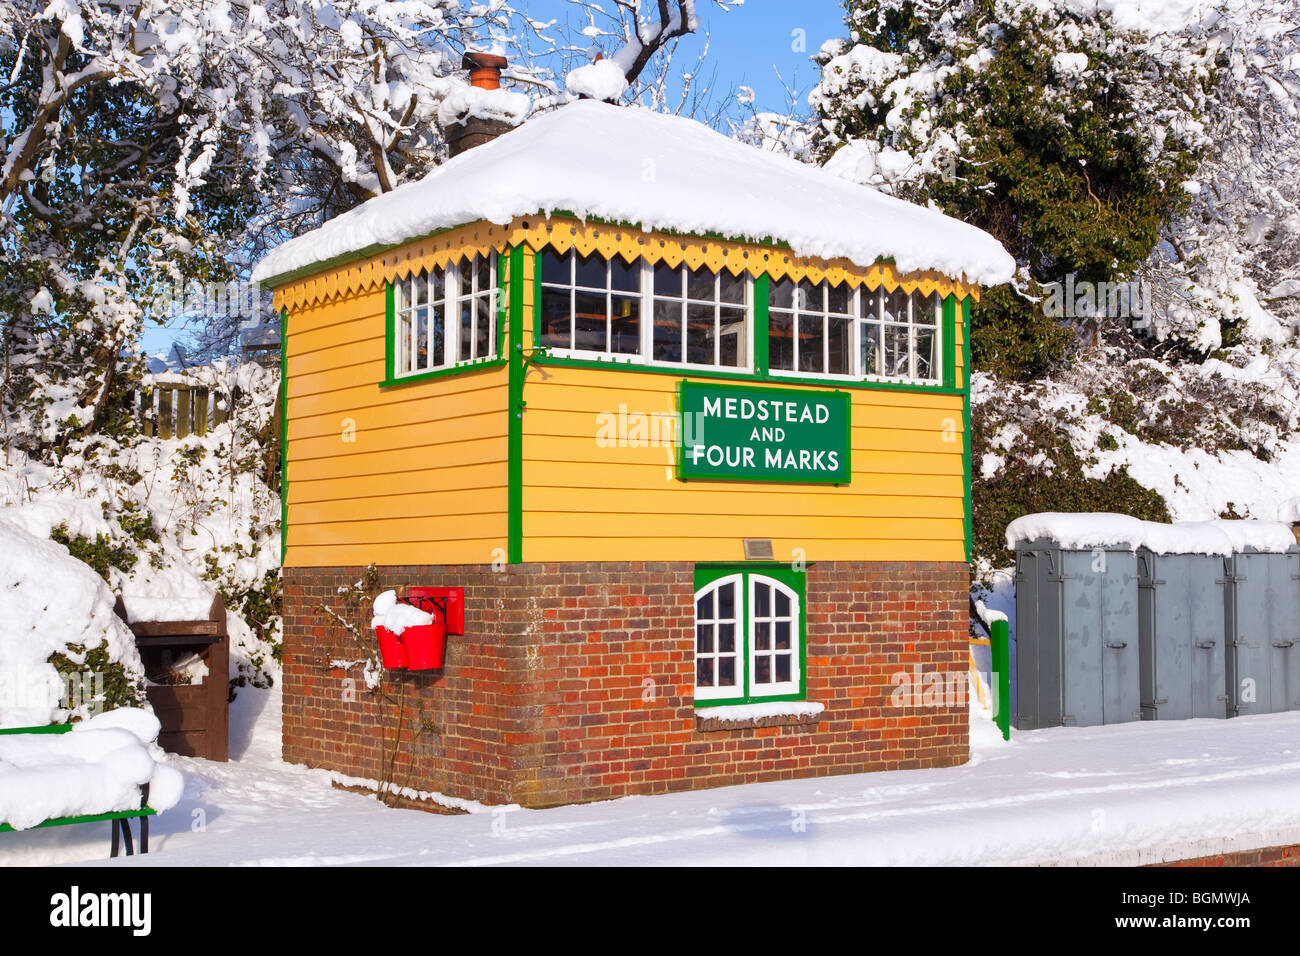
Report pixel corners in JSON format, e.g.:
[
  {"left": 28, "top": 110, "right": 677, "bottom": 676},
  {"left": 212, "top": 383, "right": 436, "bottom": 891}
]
[{"left": 0, "top": 520, "right": 145, "bottom": 727}]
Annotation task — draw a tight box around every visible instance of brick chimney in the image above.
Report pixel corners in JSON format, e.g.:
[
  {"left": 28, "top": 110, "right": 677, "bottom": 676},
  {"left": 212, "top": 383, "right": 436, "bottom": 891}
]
[{"left": 447, "top": 52, "right": 515, "bottom": 158}]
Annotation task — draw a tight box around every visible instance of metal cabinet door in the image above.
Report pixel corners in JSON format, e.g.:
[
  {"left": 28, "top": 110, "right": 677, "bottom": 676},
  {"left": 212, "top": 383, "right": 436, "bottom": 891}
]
[
  {"left": 1232, "top": 553, "right": 1274, "bottom": 715},
  {"left": 1188, "top": 555, "right": 1228, "bottom": 719},
  {"left": 1099, "top": 551, "right": 1141, "bottom": 724},
  {"left": 1062, "top": 551, "right": 1104, "bottom": 727},
  {"left": 1265, "top": 552, "right": 1300, "bottom": 712}
]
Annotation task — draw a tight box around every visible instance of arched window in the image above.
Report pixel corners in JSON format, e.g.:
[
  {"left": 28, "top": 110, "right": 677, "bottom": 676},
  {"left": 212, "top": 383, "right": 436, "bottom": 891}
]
[{"left": 694, "top": 569, "right": 804, "bottom": 704}]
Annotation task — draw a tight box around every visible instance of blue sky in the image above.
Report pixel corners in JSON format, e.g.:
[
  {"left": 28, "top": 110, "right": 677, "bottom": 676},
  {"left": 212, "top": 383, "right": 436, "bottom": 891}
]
[{"left": 144, "top": 0, "right": 850, "bottom": 359}]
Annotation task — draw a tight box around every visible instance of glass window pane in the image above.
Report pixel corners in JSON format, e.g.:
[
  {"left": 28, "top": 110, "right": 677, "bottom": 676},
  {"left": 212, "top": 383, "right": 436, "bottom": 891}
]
[
  {"left": 828, "top": 315, "right": 852, "bottom": 375},
  {"left": 475, "top": 296, "right": 493, "bottom": 358},
  {"left": 539, "top": 287, "right": 571, "bottom": 349},
  {"left": 860, "top": 286, "right": 883, "bottom": 320},
  {"left": 696, "top": 623, "right": 712, "bottom": 653},
  {"left": 430, "top": 304, "right": 445, "bottom": 368},
  {"left": 755, "top": 621, "right": 770, "bottom": 650},
  {"left": 653, "top": 262, "right": 682, "bottom": 298},
  {"left": 754, "top": 656, "right": 771, "bottom": 684},
  {"left": 768, "top": 311, "right": 794, "bottom": 371},
  {"left": 718, "top": 623, "right": 735, "bottom": 654},
  {"left": 718, "top": 657, "right": 736, "bottom": 687},
  {"left": 914, "top": 326, "right": 936, "bottom": 380},
  {"left": 415, "top": 306, "right": 429, "bottom": 370},
  {"left": 915, "top": 292, "right": 939, "bottom": 326},
  {"left": 861, "top": 321, "right": 882, "bottom": 376},
  {"left": 885, "top": 288, "right": 909, "bottom": 324},
  {"left": 775, "top": 655, "right": 791, "bottom": 683},
  {"left": 541, "top": 248, "right": 569, "bottom": 285},
  {"left": 459, "top": 299, "right": 473, "bottom": 363},
  {"left": 414, "top": 271, "right": 428, "bottom": 307},
  {"left": 775, "top": 620, "right": 791, "bottom": 650},
  {"left": 575, "top": 251, "right": 605, "bottom": 290},
  {"left": 775, "top": 590, "right": 790, "bottom": 617},
  {"left": 719, "top": 306, "right": 745, "bottom": 367},
  {"left": 685, "top": 303, "right": 715, "bottom": 365},
  {"left": 697, "top": 590, "right": 714, "bottom": 619},
  {"left": 796, "top": 279, "right": 819, "bottom": 314},
  {"left": 686, "top": 266, "right": 714, "bottom": 302},
  {"left": 885, "top": 323, "right": 909, "bottom": 377},
  {"left": 697, "top": 658, "right": 714, "bottom": 687},
  {"left": 827, "top": 281, "right": 850, "bottom": 315},
  {"left": 573, "top": 290, "right": 607, "bottom": 352},
  {"left": 798, "top": 312, "right": 825, "bottom": 373},
  {"left": 398, "top": 306, "right": 411, "bottom": 375},
  {"left": 719, "top": 271, "right": 746, "bottom": 305},
  {"left": 476, "top": 255, "right": 492, "bottom": 295},
  {"left": 610, "top": 294, "right": 641, "bottom": 354},
  {"left": 718, "top": 582, "right": 735, "bottom": 619},
  {"left": 770, "top": 277, "right": 795, "bottom": 311},
  {"left": 652, "top": 300, "right": 682, "bottom": 362},
  {"left": 609, "top": 257, "right": 639, "bottom": 293},
  {"left": 755, "top": 583, "right": 770, "bottom": 617}
]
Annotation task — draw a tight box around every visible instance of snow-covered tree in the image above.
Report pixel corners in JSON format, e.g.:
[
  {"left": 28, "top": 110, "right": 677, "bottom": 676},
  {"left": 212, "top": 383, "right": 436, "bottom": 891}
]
[{"left": 810, "top": 0, "right": 1214, "bottom": 377}]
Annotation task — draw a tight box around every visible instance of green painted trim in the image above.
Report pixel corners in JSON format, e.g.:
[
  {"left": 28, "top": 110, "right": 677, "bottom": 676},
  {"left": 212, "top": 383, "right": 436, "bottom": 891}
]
[
  {"left": 692, "top": 564, "right": 808, "bottom": 706},
  {"left": 280, "top": 306, "right": 289, "bottom": 567},
  {"left": 991, "top": 617, "right": 1011, "bottom": 740},
  {"left": 753, "top": 273, "right": 770, "bottom": 375},
  {"left": 379, "top": 358, "right": 507, "bottom": 390},
  {"left": 961, "top": 296, "right": 973, "bottom": 564},
  {"left": 533, "top": 354, "right": 957, "bottom": 394},
  {"left": 942, "top": 294, "right": 957, "bottom": 390},
  {"left": 384, "top": 281, "right": 395, "bottom": 383},
  {"left": 533, "top": 248, "right": 543, "bottom": 343},
  {"left": 1, "top": 807, "right": 156, "bottom": 833},
  {"left": 0, "top": 724, "right": 73, "bottom": 735},
  {"left": 507, "top": 245, "right": 526, "bottom": 565}
]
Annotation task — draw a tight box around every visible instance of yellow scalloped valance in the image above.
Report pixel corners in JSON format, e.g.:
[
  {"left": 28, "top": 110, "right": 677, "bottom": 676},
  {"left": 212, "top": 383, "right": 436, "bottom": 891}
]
[{"left": 271, "top": 215, "right": 981, "bottom": 312}]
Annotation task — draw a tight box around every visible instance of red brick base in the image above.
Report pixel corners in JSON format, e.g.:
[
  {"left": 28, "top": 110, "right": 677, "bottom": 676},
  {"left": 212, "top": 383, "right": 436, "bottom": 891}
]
[
  {"left": 1156, "top": 844, "right": 1300, "bottom": 867},
  {"left": 282, "top": 560, "right": 969, "bottom": 808}
]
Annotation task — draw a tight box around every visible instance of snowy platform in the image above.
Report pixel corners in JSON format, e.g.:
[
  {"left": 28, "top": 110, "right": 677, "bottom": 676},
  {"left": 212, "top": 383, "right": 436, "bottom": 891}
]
[{"left": 7, "top": 690, "right": 1299, "bottom": 867}]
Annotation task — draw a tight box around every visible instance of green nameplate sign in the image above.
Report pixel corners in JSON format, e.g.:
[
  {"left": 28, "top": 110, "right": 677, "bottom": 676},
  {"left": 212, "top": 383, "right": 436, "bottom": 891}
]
[{"left": 677, "top": 381, "right": 851, "bottom": 483}]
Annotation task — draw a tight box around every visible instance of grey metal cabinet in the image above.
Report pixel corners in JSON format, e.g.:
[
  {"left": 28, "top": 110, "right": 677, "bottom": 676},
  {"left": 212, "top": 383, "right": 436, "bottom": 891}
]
[
  {"left": 1014, "top": 539, "right": 1142, "bottom": 729},
  {"left": 1136, "top": 551, "right": 1228, "bottom": 721},
  {"left": 1225, "top": 549, "right": 1300, "bottom": 715}
]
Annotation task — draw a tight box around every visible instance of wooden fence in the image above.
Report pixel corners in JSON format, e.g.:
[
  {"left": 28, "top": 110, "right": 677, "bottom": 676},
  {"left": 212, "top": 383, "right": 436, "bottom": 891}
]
[{"left": 137, "top": 383, "right": 231, "bottom": 439}]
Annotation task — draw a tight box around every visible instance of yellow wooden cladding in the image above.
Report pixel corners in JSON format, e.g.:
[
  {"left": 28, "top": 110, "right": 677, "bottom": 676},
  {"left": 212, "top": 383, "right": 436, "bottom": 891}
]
[
  {"left": 281, "top": 247, "right": 511, "bottom": 568},
  {"left": 271, "top": 215, "right": 983, "bottom": 313},
  {"left": 518, "top": 362, "right": 967, "bottom": 563},
  {"left": 275, "top": 211, "right": 975, "bottom": 568}
]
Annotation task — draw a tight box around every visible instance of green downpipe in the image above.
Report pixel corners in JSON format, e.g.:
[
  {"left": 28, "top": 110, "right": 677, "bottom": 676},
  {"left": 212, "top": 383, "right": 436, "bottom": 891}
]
[{"left": 991, "top": 617, "right": 1011, "bottom": 740}]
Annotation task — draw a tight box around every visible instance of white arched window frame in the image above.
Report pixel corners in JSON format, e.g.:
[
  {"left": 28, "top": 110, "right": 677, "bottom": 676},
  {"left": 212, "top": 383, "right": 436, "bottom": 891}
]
[
  {"left": 693, "top": 571, "right": 804, "bottom": 704},
  {"left": 693, "top": 574, "right": 743, "bottom": 702},
  {"left": 747, "top": 574, "right": 801, "bottom": 699}
]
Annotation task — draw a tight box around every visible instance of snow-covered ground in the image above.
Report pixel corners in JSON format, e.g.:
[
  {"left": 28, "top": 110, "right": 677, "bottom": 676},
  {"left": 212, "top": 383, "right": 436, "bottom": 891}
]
[{"left": 6, "top": 688, "right": 1300, "bottom": 867}]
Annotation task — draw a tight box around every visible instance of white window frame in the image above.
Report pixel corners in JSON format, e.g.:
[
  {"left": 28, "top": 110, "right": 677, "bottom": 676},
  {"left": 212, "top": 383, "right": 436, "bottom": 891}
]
[
  {"left": 538, "top": 248, "right": 644, "bottom": 360},
  {"left": 392, "top": 252, "right": 498, "bottom": 380},
  {"left": 693, "top": 574, "right": 744, "bottom": 702},
  {"left": 767, "top": 281, "right": 943, "bottom": 386},
  {"left": 746, "top": 574, "right": 801, "bottom": 699},
  {"left": 538, "top": 249, "right": 755, "bottom": 373}
]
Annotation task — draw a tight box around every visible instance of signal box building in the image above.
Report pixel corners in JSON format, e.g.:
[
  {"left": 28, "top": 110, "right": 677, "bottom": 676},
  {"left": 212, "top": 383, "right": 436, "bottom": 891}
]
[{"left": 257, "top": 97, "right": 1013, "bottom": 808}]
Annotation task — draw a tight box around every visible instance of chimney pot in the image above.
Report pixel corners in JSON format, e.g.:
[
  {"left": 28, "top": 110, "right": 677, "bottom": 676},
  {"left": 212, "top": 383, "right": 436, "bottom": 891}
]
[{"left": 462, "top": 51, "right": 508, "bottom": 91}]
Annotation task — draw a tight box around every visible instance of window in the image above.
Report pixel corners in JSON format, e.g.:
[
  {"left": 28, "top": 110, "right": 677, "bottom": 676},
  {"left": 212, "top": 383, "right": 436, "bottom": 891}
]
[
  {"left": 694, "top": 568, "right": 804, "bottom": 704},
  {"left": 539, "top": 248, "right": 641, "bottom": 356},
  {"left": 538, "top": 249, "right": 751, "bottom": 370},
  {"left": 651, "top": 263, "right": 748, "bottom": 369},
  {"left": 391, "top": 253, "right": 498, "bottom": 378},
  {"left": 768, "top": 279, "right": 941, "bottom": 384},
  {"left": 859, "top": 287, "right": 940, "bottom": 382}
]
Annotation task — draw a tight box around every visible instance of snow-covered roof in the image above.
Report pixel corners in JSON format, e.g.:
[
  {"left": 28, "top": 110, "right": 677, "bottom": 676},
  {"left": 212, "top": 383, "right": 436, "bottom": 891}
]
[
  {"left": 1005, "top": 512, "right": 1299, "bottom": 555},
  {"left": 252, "top": 100, "right": 1015, "bottom": 288}
]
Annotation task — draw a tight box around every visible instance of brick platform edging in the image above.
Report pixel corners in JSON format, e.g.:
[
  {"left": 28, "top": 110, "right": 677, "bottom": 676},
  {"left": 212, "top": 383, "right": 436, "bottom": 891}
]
[{"left": 1151, "top": 843, "right": 1300, "bottom": 867}]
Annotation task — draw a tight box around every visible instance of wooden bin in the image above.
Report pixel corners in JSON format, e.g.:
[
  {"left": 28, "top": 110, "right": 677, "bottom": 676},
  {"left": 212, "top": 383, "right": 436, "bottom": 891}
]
[{"left": 115, "top": 595, "right": 229, "bottom": 761}]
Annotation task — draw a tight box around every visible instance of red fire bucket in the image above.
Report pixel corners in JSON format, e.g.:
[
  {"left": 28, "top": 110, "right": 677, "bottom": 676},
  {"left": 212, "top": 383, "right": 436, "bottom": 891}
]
[
  {"left": 375, "top": 626, "right": 408, "bottom": 669},
  {"left": 401, "top": 618, "right": 447, "bottom": 670}
]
